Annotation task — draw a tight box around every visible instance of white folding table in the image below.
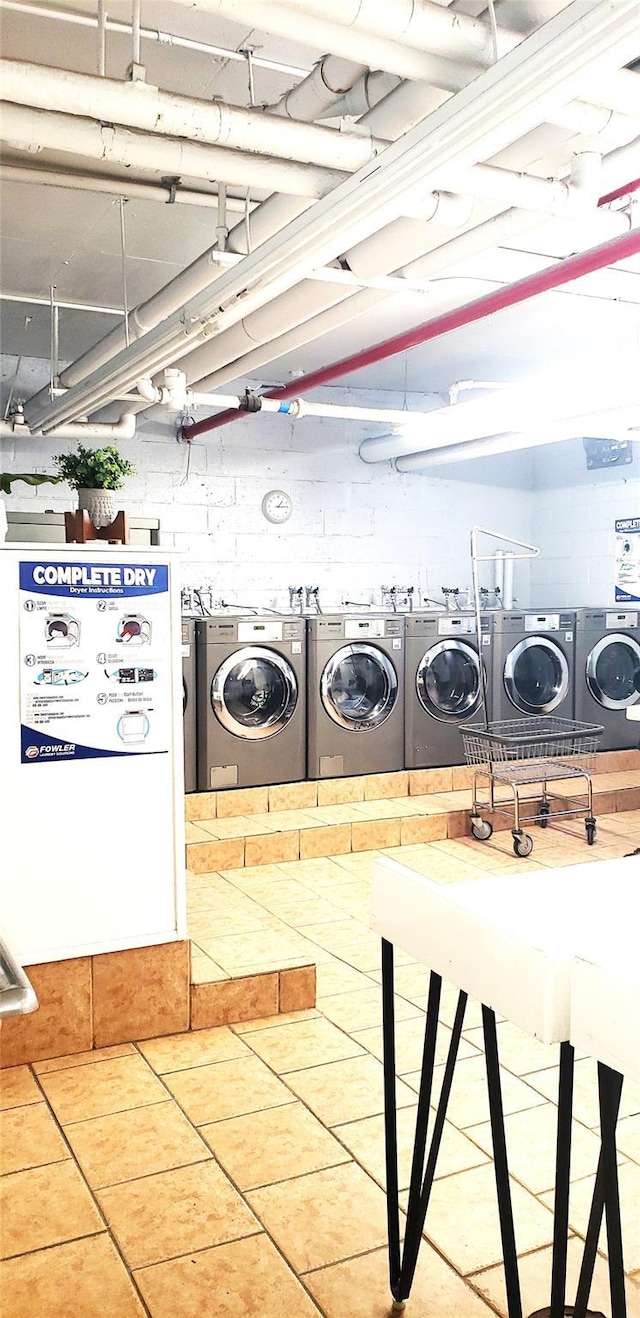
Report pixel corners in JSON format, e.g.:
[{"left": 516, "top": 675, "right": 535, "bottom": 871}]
[{"left": 371, "top": 854, "right": 639, "bottom": 1318}]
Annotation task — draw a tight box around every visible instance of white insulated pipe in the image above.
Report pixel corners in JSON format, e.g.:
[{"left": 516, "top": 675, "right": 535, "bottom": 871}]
[
  {"left": 269, "top": 55, "right": 367, "bottom": 120},
  {"left": 0, "top": 103, "right": 346, "bottom": 200},
  {"left": 164, "top": 0, "right": 640, "bottom": 137},
  {"left": 0, "top": 414, "right": 136, "bottom": 441},
  {"left": 0, "top": 60, "right": 385, "bottom": 174},
  {"left": 0, "top": 162, "right": 252, "bottom": 211}
]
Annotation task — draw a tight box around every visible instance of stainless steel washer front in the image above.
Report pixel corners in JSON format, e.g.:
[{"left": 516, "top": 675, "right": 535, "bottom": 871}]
[
  {"left": 585, "top": 632, "right": 640, "bottom": 710},
  {"left": 211, "top": 645, "right": 298, "bottom": 739},
  {"left": 416, "top": 638, "right": 482, "bottom": 723},
  {"left": 320, "top": 643, "right": 398, "bottom": 731},
  {"left": 504, "top": 635, "right": 570, "bottom": 715}
]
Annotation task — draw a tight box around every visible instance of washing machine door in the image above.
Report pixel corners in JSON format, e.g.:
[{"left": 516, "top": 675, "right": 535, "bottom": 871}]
[
  {"left": 416, "top": 639, "right": 483, "bottom": 724},
  {"left": 504, "top": 636, "right": 569, "bottom": 715},
  {"left": 321, "top": 643, "right": 398, "bottom": 731},
  {"left": 212, "top": 646, "right": 298, "bottom": 740},
  {"left": 585, "top": 633, "right": 640, "bottom": 709}
]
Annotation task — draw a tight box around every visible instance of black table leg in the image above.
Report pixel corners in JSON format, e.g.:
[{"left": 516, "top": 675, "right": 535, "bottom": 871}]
[
  {"left": 572, "top": 1066, "right": 625, "bottom": 1318},
  {"left": 483, "top": 1005, "right": 523, "bottom": 1318},
  {"left": 549, "top": 1042, "right": 575, "bottom": 1318},
  {"left": 382, "top": 938, "right": 402, "bottom": 1298}
]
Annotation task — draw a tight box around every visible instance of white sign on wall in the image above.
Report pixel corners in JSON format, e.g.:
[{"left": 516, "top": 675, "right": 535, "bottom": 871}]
[
  {"left": 19, "top": 559, "right": 171, "bottom": 764},
  {"left": 615, "top": 517, "right": 640, "bottom": 604}
]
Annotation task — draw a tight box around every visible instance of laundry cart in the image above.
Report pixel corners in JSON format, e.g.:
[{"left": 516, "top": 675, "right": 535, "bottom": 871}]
[{"left": 463, "top": 529, "right": 603, "bottom": 856}]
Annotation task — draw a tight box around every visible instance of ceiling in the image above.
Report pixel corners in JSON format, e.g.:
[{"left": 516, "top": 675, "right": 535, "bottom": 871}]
[{"left": 0, "top": 0, "right": 639, "bottom": 424}]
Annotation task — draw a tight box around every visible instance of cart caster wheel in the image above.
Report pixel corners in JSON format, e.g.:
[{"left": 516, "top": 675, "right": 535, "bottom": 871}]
[
  {"left": 538, "top": 801, "right": 550, "bottom": 828},
  {"left": 513, "top": 833, "right": 533, "bottom": 858},
  {"left": 471, "top": 818, "right": 493, "bottom": 842},
  {"left": 391, "top": 1302, "right": 407, "bottom": 1314},
  {"left": 586, "top": 818, "right": 596, "bottom": 846}
]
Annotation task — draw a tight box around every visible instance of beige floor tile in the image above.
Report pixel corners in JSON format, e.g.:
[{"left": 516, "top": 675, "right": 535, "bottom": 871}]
[
  {"left": 38, "top": 1054, "right": 167, "bottom": 1125},
  {"left": 184, "top": 821, "right": 210, "bottom": 843},
  {"left": 338, "top": 1106, "right": 489, "bottom": 1192},
  {"left": 541, "top": 1160, "right": 640, "bottom": 1273},
  {"left": 189, "top": 949, "right": 228, "bottom": 984},
  {"left": 464, "top": 1019, "right": 559, "bottom": 1077},
  {"left": 269, "top": 781, "right": 318, "bottom": 811},
  {"left": 319, "top": 987, "right": 423, "bottom": 1034},
  {"left": 0, "top": 1101, "right": 69, "bottom": 1175},
  {"left": 33, "top": 1044, "right": 135, "bottom": 1074},
  {"left": 163, "top": 1055, "right": 296, "bottom": 1125},
  {"left": 247, "top": 1161, "right": 388, "bottom": 1272},
  {"left": 65, "top": 1100, "right": 211, "bottom": 1189},
  {"left": 526, "top": 1056, "right": 640, "bottom": 1128},
  {"left": 404, "top": 1053, "right": 547, "bottom": 1129},
  {"left": 466, "top": 1102, "right": 605, "bottom": 1195},
  {"left": 315, "top": 960, "right": 378, "bottom": 998},
  {"left": 97, "top": 1159, "right": 260, "bottom": 1269},
  {"left": 422, "top": 1161, "right": 554, "bottom": 1274},
  {"left": 299, "top": 823, "right": 352, "bottom": 860},
  {"left": 0, "top": 1235, "right": 146, "bottom": 1318},
  {"left": 471, "top": 1235, "right": 640, "bottom": 1318},
  {"left": 285, "top": 1054, "right": 415, "bottom": 1127},
  {"left": 306, "top": 1241, "right": 494, "bottom": 1318},
  {"left": 0, "top": 1160, "right": 104, "bottom": 1259},
  {"left": 244, "top": 1016, "right": 364, "bottom": 1074},
  {"left": 0, "top": 1065, "right": 42, "bottom": 1110},
  {"left": 134, "top": 1232, "right": 322, "bottom": 1318},
  {"left": 195, "top": 815, "right": 269, "bottom": 839},
  {"left": 202, "top": 1101, "right": 351, "bottom": 1190},
  {"left": 216, "top": 786, "right": 269, "bottom": 817},
  {"left": 232, "top": 1008, "right": 320, "bottom": 1034},
  {"left": 137, "top": 1027, "right": 249, "bottom": 1074},
  {"left": 244, "top": 830, "right": 300, "bottom": 866},
  {"left": 316, "top": 777, "right": 366, "bottom": 806},
  {"left": 618, "top": 1112, "right": 640, "bottom": 1164},
  {"left": 353, "top": 1016, "right": 480, "bottom": 1074}
]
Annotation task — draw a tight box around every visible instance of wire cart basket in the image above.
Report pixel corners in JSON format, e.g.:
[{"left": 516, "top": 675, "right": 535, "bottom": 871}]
[
  {"left": 461, "top": 716, "right": 604, "bottom": 856},
  {"left": 463, "top": 528, "right": 604, "bottom": 857}
]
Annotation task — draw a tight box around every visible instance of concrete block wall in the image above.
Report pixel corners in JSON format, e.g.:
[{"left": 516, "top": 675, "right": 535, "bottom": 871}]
[
  {"left": 530, "top": 439, "right": 640, "bottom": 608},
  {"left": 0, "top": 359, "right": 534, "bottom": 611}
]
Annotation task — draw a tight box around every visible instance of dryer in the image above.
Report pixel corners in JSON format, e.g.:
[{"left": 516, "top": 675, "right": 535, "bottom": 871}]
[
  {"left": 405, "top": 612, "right": 493, "bottom": 768},
  {"left": 306, "top": 613, "right": 405, "bottom": 779},
  {"left": 196, "top": 616, "right": 306, "bottom": 790},
  {"left": 492, "top": 610, "right": 576, "bottom": 721},
  {"left": 182, "top": 617, "right": 197, "bottom": 793},
  {"left": 575, "top": 607, "right": 640, "bottom": 749}
]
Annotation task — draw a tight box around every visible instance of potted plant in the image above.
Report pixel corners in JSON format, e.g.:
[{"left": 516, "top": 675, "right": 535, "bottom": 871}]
[{"left": 53, "top": 444, "right": 135, "bottom": 529}]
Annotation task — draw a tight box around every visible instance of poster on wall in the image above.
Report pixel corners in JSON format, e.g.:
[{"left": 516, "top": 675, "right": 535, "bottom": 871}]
[
  {"left": 615, "top": 517, "right": 640, "bottom": 604},
  {"left": 18, "top": 559, "right": 172, "bottom": 764}
]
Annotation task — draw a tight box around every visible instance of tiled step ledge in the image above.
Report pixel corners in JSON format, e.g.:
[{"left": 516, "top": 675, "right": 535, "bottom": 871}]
[
  {"left": 0, "top": 943, "right": 316, "bottom": 1069},
  {"left": 185, "top": 765, "right": 640, "bottom": 874}
]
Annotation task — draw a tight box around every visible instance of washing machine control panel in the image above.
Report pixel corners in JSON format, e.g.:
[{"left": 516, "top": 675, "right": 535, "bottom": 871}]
[{"left": 605, "top": 611, "right": 638, "bottom": 629}]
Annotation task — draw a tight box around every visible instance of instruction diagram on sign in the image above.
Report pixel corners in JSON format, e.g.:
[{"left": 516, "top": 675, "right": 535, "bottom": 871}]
[
  {"left": 615, "top": 517, "right": 640, "bottom": 604},
  {"left": 19, "top": 560, "right": 172, "bottom": 764}
]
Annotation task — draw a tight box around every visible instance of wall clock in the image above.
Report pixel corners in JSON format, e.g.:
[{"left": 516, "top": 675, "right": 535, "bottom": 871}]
[{"left": 261, "top": 489, "right": 293, "bottom": 524}]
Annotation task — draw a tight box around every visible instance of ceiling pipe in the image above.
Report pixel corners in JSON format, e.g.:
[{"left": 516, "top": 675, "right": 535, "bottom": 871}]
[
  {"left": 0, "top": 60, "right": 387, "bottom": 174},
  {"left": 394, "top": 403, "right": 640, "bottom": 470},
  {"left": 0, "top": 413, "right": 136, "bottom": 441},
  {"left": 24, "top": 0, "right": 640, "bottom": 433},
  {"left": 0, "top": 104, "right": 348, "bottom": 200},
  {"left": 268, "top": 55, "right": 367, "bottom": 120},
  {"left": 0, "top": 0, "right": 311, "bottom": 79},
  {"left": 166, "top": 0, "right": 640, "bottom": 138},
  {"left": 180, "top": 226, "right": 640, "bottom": 441},
  {"left": 0, "top": 162, "right": 253, "bottom": 211}
]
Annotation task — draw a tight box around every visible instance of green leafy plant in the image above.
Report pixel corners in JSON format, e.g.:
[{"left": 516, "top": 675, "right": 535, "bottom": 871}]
[
  {"left": 0, "top": 472, "right": 62, "bottom": 495},
  {"left": 53, "top": 444, "right": 135, "bottom": 491}
]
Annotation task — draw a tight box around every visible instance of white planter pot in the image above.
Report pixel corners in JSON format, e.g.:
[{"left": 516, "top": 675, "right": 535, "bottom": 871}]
[{"left": 78, "top": 487, "right": 116, "bottom": 529}]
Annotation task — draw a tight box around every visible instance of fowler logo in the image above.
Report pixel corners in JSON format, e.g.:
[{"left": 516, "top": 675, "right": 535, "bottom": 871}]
[{"left": 25, "top": 745, "right": 39, "bottom": 759}]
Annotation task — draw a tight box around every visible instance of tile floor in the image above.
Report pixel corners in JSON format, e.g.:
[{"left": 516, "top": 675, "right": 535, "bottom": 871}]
[{"left": 2, "top": 813, "right": 640, "bottom": 1317}]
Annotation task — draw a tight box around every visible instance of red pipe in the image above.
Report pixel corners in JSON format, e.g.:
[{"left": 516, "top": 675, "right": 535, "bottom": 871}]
[
  {"left": 181, "top": 226, "right": 640, "bottom": 441},
  {"left": 598, "top": 177, "right": 640, "bottom": 206}
]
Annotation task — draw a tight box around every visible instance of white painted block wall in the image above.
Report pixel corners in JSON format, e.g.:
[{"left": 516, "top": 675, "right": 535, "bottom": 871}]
[
  {"left": 530, "top": 439, "right": 640, "bottom": 608},
  {"left": 0, "top": 359, "right": 534, "bottom": 611}
]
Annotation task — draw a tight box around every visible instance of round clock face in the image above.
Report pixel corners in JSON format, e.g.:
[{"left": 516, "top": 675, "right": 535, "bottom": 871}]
[{"left": 261, "top": 489, "right": 293, "bottom": 524}]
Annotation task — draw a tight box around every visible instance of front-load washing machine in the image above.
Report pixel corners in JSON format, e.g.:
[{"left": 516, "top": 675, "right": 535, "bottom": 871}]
[
  {"left": 405, "top": 612, "right": 493, "bottom": 768},
  {"left": 196, "top": 616, "right": 306, "bottom": 790},
  {"left": 182, "top": 618, "right": 197, "bottom": 793},
  {"left": 492, "top": 610, "right": 576, "bottom": 720},
  {"left": 306, "top": 613, "right": 405, "bottom": 779},
  {"left": 575, "top": 607, "right": 640, "bottom": 749}
]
